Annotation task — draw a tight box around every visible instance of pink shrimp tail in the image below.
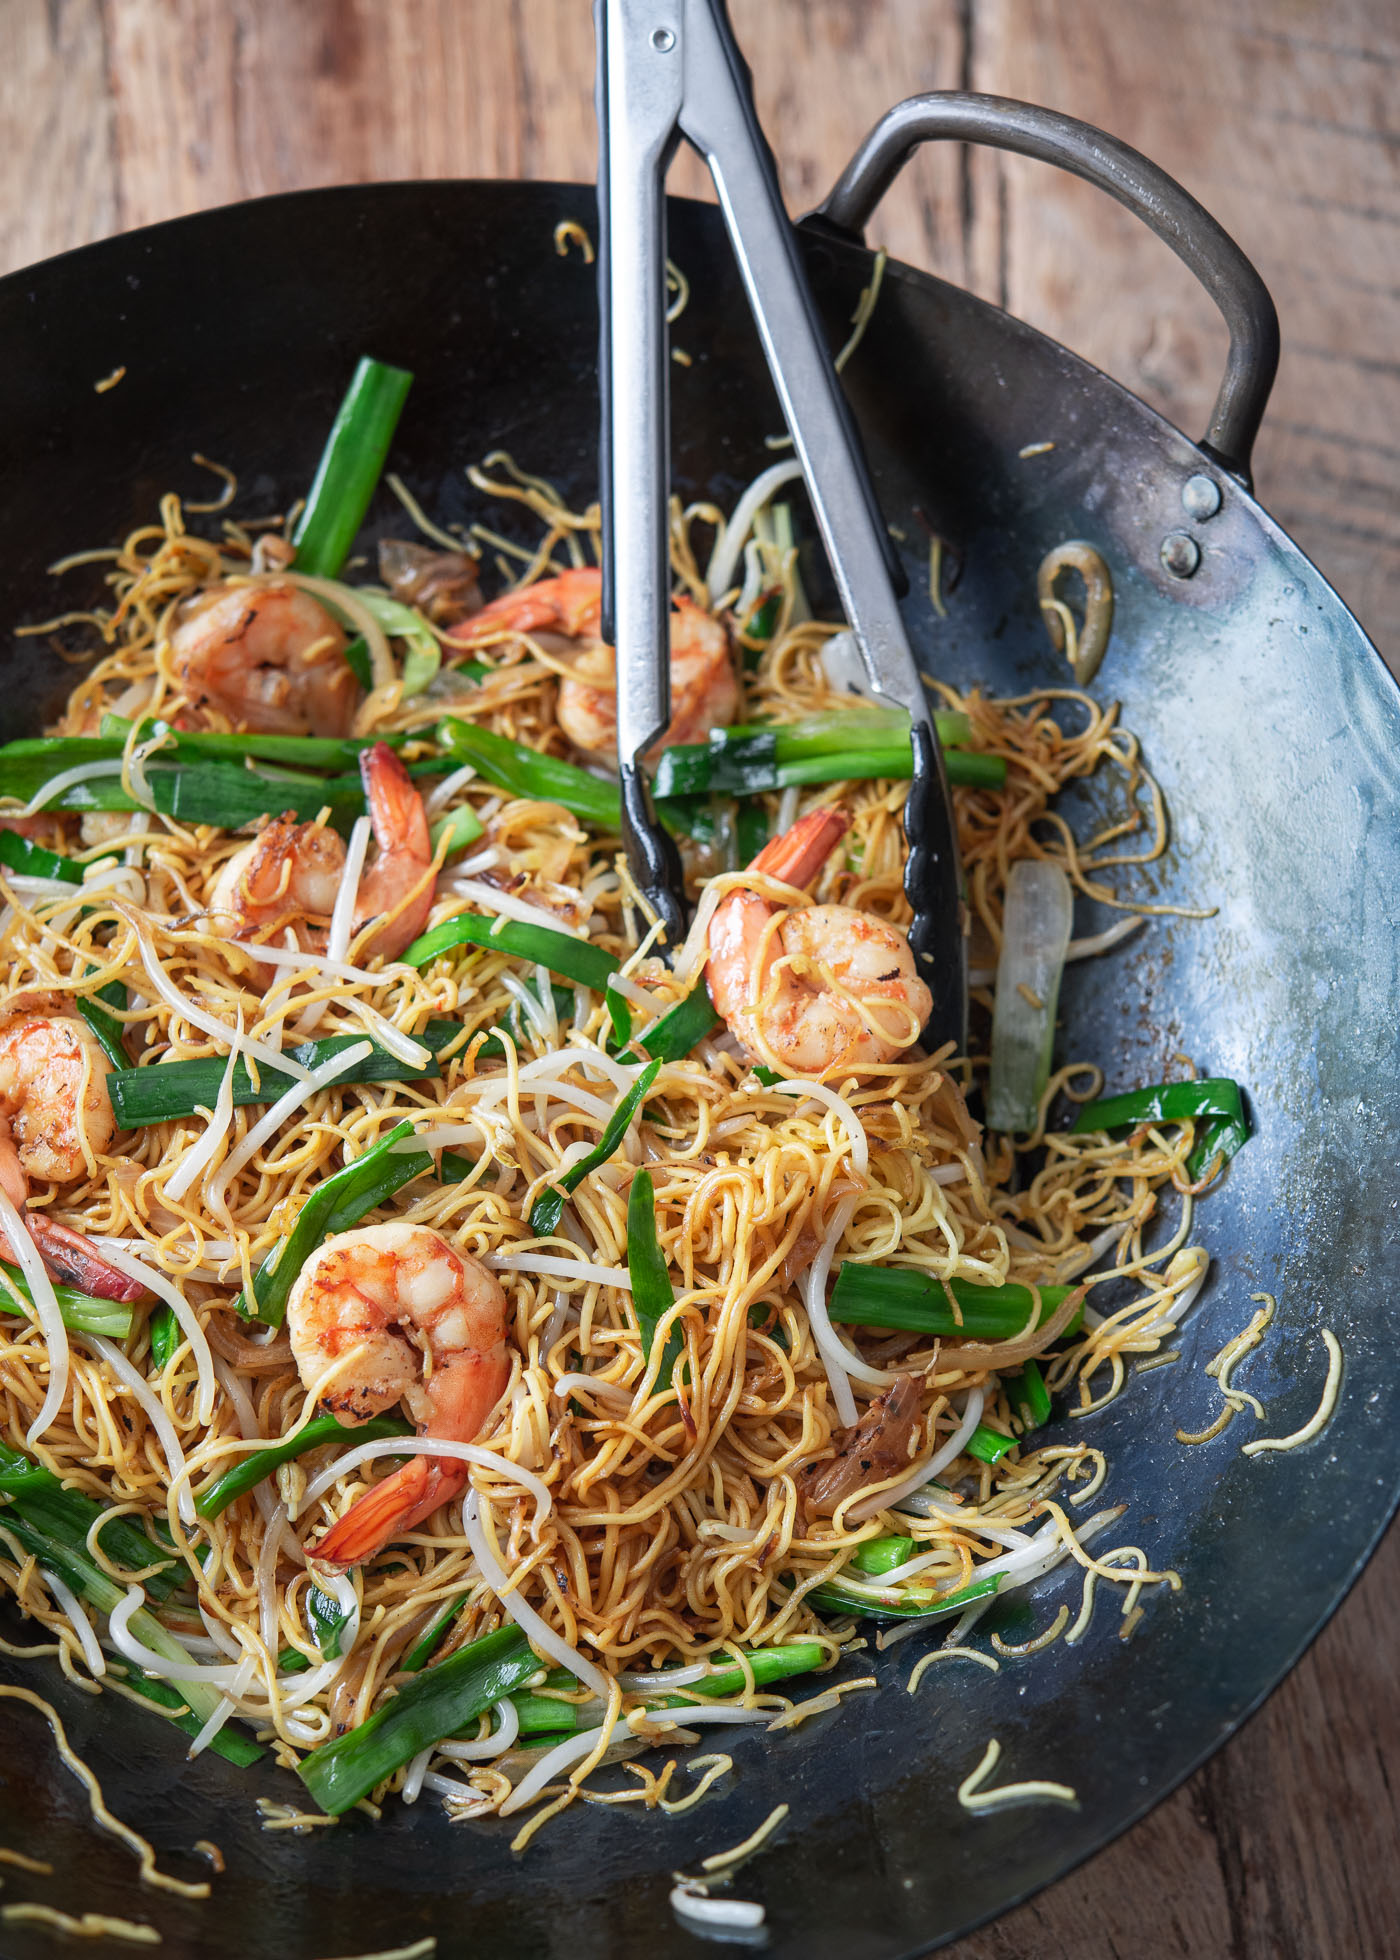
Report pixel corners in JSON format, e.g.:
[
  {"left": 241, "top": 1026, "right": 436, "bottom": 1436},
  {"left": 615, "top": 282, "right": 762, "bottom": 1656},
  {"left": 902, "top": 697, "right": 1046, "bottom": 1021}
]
[
  {"left": 450, "top": 566, "right": 603, "bottom": 646},
  {"left": 359, "top": 742, "right": 431, "bottom": 863},
  {"left": 748, "top": 806, "right": 849, "bottom": 882},
  {"left": 310, "top": 1455, "right": 472, "bottom": 1573},
  {"left": 24, "top": 1216, "right": 149, "bottom": 1302}
]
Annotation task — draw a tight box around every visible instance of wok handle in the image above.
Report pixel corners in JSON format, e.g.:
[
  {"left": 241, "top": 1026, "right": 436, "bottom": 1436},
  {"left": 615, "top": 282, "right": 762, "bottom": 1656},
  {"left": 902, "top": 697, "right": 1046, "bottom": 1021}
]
[{"left": 812, "top": 92, "right": 1279, "bottom": 489}]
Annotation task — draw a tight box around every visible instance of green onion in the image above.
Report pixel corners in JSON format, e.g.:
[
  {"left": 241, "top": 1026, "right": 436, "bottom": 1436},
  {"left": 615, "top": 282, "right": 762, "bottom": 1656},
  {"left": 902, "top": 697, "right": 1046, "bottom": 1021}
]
[
  {"left": 651, "top": 710, "right": 1005, "bottom": 799},
  {"left": 528, "top": 1059, "right": 660, "bottom": 1235},
  {"left": 510, "top": 1642, "right": 828, "bottom": 1734},
  {"left": 307, "top": 1585, "right": 352, "bottom": 1660},
  {"left": 342, "top": 635, "right": 374, "bottom": 690},
  {"left": 809, "top": 1572, "right": 1003, "bottom": 1623},
  {"left": 1011, "top": 1358, "right": 1052, "bottom": 1430},
  {"left": 401, "top": 913, "right": 620, "bottom": 993},
  {"left": 636, "top": 982, "right": 721, "bottom": 1064},
  {"left": 626, "top": 1169, "right": 682, "bottom": 1389},
  {"left": 0, "top": 1262, "right": 134, "bottom": 1341},
  {"left": 297, "top": 1625, "right": 538, "bottom": 1816},
  {"left": 75, "top": 979, "right": 130, "bottom": 1070},
  {"left": 851, "top": 1535, "right": 916, "bottom": 1576},
  {"left": 107, "top": 1019, "right": 461, "bottom": 1128},
  {"left": 111, "top": 1671, "right": 264, "bottom": 1765},
  {"left": 276, "top": 1648, "right": 313, "bottom": 1677},
  {"left": 0, "top": 830, "right": 83, "bottom": 885},
  {"left": 402, "top": 1594, "right": 470, "bottom": 1673},
  {"left": 0, "top": 1441, "right": 182, "bottom": 1598},
  {"left": 148, "top": 1304, "right": 180, "bottom": 1370},
  {"left": 736, "top": 802, "right": 770, "bottom": 865},
  {"left": 438, "top": 1150, "right": 476, "bottom": 1185},
  {"left": 193, "top": 1411, "right": 414, "bottom": 1521},
  {"left": 829, "top": 1268, "right": 1080, "bottom": 1341},
  {"left": 98, "top": 717, "right": 402, "bottom": 772},
  {"left": 291, "top": 357, "right": 414, "bottom": 579},
  {"left": 965, "top": 1424, "right": 1018, "bottom": 1465},
  {"left": 1071, "top": 1076, "right": 1251, "bottom": 1182},
  {"left": 352, "top": 593, "right": 440, "bottom": 696},
  {"left": 438, "top": 718, "right": 621, "bottom": 830},
  {"left": 233, "top": 1119, "right": 434, "bottom": 1326},
  {"left": 428, "top": 806, "right": 485, "bottom": 859}
]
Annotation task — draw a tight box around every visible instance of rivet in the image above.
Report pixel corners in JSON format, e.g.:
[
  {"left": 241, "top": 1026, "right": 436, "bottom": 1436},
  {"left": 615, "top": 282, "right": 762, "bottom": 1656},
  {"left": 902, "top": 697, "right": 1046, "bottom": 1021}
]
[
  {"left": 1181, "top": 473, "right": 1222, "bottom": 521},
  {"left": 651, "top": 25, "right": 675, "bottom": 49},
  {"left": 1161, "top": 532, "right": 1201, "bottom": 579}
]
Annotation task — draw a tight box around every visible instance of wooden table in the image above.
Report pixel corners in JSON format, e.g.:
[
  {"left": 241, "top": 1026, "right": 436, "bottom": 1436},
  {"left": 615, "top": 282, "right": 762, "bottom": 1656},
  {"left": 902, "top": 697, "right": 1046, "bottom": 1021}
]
[{"left": 5, "top": 3, "right": 1397, "bottom": 1952}]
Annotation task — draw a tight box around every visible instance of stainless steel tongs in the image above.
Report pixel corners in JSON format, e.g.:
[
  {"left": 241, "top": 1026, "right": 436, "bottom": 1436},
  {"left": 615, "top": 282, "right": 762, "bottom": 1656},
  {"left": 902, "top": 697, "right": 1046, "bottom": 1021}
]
[{"left": 594, "top": 0, "right": 967, "bottom": 1051}]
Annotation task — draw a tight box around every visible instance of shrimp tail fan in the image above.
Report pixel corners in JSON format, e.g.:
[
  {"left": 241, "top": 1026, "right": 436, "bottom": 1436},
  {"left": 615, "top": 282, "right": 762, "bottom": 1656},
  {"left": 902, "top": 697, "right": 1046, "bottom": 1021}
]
[{"left": 310, "top": 1454, "right": 470, "bottom": 1572}]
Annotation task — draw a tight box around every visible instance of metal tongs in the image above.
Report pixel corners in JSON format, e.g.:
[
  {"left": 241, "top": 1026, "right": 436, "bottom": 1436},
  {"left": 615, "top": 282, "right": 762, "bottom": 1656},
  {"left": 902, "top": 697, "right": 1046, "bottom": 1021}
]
[{"left": 595, "top": 0, "right": 967, "bottom": 1051}]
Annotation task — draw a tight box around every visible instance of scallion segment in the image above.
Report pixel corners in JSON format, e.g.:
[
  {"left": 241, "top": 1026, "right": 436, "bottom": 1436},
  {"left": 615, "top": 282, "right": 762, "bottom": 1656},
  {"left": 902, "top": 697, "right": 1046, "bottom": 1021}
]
[
  {"left": 113, "top": 1671, "right": 264, "bottom": 1764},
  {"left": 291, "top": 357, "right": 414, "bottom": 580},
  {"left": 401, "top": 913, "right": 620, "bottom": 993},
  {"left": 1011, "top": 1358, "right": 1052, "bottom": 1430},
  {"left": 0, "top": 1262, "right": 134, "bottom": 1340},
  {"left": 637, "top": 983, "right": 721, "bottom": 1064},
  {"left": 626, "top": 1169, "right": 682, "bottom": 1388},
  {"left": 402, "top": 1594, "right": 470, "bottom": 1674},
  {"left": 651, "top": 710, "right": 1006, "bottom": 798},
  {"left": 233, "top": 1120, "right": 434, "bottom": 1326},
  {"left": 851, "top": 1536, "right": 916, "bottom": 1576},
  {"left": 148, "top": 1304, "right": 180, "bottom": 1370},
  {"left": 528, "top": 1059, "right": 660, "bottom": 1235},
  {"left": 1071, "top": 1076, "right": 1251, "bottom": 1181},
  {"left": 828, "top": 1268, "right": 1080, "bottom": 1341},
  {"left": 0, "top": 829, "right": 83, "bottom": 884},
  {"left": 193, "top": 1412, "right": 414, "bottom": 1522},
  {"left": 0, "top": 1441, "right": 182, "bottom": 1598},
  {"left": 438, "top": 718, "right": 621, "bottom": 831},
  {"left": 107, "top": 1020, "right": 461, "bottom": 1128},
  {"left": 75, "top": 980, "right": 130, "bottom": 1071},
  {"left": 98, "top": 716, "right": 403, "bottom": 771},
  {"left": 965, "top": 1424, "right": 1019, "bottom": 1465},
  {"left": 809, "top": 1572, "right": 1003, "bottom": 1623},
  {"left": 296, "top": 1625, "right": 538, "bottom": 1816}
]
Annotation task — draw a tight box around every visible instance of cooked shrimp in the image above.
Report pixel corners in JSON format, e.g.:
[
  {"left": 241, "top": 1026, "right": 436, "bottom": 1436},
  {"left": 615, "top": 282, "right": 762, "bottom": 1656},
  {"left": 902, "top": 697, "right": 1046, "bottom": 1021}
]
[
  {"left": 451, "top": 565, "right": 737, "bottom": 757},
  {"left": 209, "top": 743, "right": 435, "bottom": 968},
  {"left": 287, "top": 1222, "right": 511, "bottom": 1570},
  {"left": 0, "top": 1013, "right": 143, "bottom": 1302},
  {"left": 169, "top": 580, "right": 359, "bottom": 736},
  {"left": 706, "top": 807, "right": 933, "bottom": 1076}
]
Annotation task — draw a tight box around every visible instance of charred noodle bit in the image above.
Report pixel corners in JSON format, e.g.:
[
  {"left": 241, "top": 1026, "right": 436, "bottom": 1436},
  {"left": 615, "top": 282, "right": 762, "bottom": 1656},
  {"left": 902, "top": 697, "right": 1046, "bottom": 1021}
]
[
  {"left": 0, "top": 1688, "right": 208, "bottom": 1898},
  {"left": 956, "top": 1737, "right": 1077, "bottom": 1813},
  {"left": 1241, "top": 1331, "right": 1343, "bottom": 1457},
  {"left": 0, "top": 1905, "right": 160, "bottom": 1944},
  {"left": 0, "top": 432, "right": 1238, "bottom": 1843}
]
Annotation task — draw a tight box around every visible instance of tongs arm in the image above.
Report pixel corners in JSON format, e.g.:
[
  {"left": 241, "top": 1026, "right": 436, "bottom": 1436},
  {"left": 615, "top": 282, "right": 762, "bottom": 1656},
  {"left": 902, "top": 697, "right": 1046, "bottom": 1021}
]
[{"left": 595, "top": 0, "right": 688, "bottom": 947}]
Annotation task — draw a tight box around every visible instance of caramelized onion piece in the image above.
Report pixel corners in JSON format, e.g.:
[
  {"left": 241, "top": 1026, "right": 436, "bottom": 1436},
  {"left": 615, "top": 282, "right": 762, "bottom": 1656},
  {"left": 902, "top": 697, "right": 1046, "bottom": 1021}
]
[
  {"left": 378, "top": 539, "right": 481, "bottom": 626},
  {"left": 798, "top": 1373, "right": 923, "bottom": 1517}
]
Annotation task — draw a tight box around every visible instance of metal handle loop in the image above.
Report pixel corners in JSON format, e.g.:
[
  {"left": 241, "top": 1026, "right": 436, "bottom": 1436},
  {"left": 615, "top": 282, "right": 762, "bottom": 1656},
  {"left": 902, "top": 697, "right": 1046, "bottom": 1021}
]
[{"left": 813, "top": 92, "right": 1279, "bottom": 488}]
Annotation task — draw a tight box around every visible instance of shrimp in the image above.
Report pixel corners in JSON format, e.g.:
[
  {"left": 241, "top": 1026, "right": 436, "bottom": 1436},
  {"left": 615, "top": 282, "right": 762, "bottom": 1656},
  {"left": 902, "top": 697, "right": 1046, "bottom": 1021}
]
[
  {"left": 169, "top": 580, "right": 359, "bottom": 736},
  {"left": 287, "top": 1222, "right": 511, "bottom": 1570},
  {"left": 706, "top": 807, "right": 933, "bottom": 1076},
  {"left": 0, "top": 1012, "right": 144, "bottom": 1302},
  {"left": 209, "top": 742, "right": 435, "bottom": 967},
  {"left": 451, "top": 565, "right": 738, "bottom": 757}
]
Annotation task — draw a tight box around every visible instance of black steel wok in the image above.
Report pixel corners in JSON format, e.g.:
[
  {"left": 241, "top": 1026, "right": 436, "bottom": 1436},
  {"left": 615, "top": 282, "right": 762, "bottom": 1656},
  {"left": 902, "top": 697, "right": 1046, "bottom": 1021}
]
[{"left": 1, "top": 92, "right": 1397, "bottom": 1960}]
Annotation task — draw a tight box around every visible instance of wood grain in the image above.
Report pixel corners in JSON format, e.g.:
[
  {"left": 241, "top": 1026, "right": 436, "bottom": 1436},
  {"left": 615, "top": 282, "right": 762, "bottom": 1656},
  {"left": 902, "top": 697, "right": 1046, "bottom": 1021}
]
[{"left": 2, "top": 3, "right": 1397, "bottom": 1953}]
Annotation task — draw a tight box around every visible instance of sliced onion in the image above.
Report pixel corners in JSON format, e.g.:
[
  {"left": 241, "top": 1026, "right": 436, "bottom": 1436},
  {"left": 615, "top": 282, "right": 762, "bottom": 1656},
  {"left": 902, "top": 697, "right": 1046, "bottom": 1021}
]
[
  {"left": 705, "top": 459, "right": 804, "bottom": 601},
  {"left": 847, "top": 1385, "right": 986, "bottom": 1525},
  {"left": 463, "top": 1491, "right": 610, "bottom": 1699},
  {"left": 942, "top": 1286, "right": 1084, "bottom": 1371},
  {"left": 986, "top": 860, "right": 1073, "bottom": 1134},
  {"left": 0, "top": 1187, "right": 69, "bottom": 1446}
]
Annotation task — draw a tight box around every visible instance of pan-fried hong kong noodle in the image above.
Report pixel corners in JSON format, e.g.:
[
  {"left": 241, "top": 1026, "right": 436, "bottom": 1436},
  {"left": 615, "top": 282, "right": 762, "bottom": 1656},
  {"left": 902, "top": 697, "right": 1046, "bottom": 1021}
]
[{"left": 0, "top": 356, "right": 1253, "bottom": 1856}]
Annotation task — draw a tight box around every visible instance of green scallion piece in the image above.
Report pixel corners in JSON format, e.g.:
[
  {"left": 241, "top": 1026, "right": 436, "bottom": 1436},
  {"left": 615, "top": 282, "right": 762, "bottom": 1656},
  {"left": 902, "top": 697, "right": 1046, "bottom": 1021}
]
[
  {"left": 652, "top": 710, "right": 1005, "bottom": 798},
  {"left": 401, "top": 912, "right": 620, "bottom": 992},
  {"left": 851, "top": 1535, "right": 916, "bottom": 1576},
  {"left": 291, "top": 357, "right": 414, "bottom": 579},
  {"left": 75, "top": 979, "right": 130, "bottom": 1070},
  {"left": 637, "top": 982, "right": 721, "bottom": 1064},
  {"left": 438, "top": 718, "right": 621, "bottom": 831},
  {"left": 529, "top": 1059, "right": 660, "bottom": 1236},
  {"left": 0, "top": 1440, "right": 182, "bottom": 1599},
  {"left": 1070, "top": 1076, "right": 1246, "bottom": 1136},
  {"left": 107, "top": 1019, "right": 461, "bottom": 1128},
  {"left": 148, "top": 1304, "right": 180, "bottom": 1371},
  {"left": 193, "top": 1411, "right": 414, "bottom": 1521},
  {"left": 402, "top": 1594, "right": 471, "bottom": 1674},
  {"left": 98, "top": 716, "right": 403, "bottom": 771},
  {"left": 626, "top": 1169, "right": 682, "bottom": 1389},
  {"left": 0, "top": 829, "right": 83, "bottom": 884},
  {"left": 297, "top": 1625, "right": 538, "bottom": 1816},
  {"left": 112, "top": 1671, "right": 264, "bottom": 1765},
  {"left": 0, "top": 1262, "right": 134, "bottom": 1341},
  {"left": 828, "top": 1267, "right": 1080, "bottom": 1342},
  {"left": 808, "top": 1572, "right": 1003, "bottom": 1623},
  {"left": 307, "top": 1584, "right": 352, "bottom": 1660},
  {"left": 342, "top": 635, "right": 374, "bottom": 690},
  {"left": 1011, "top": 1358, "right": 1052, "bottom": 1430},
  {"left": 965, "top": 1424, "right": 1019, "bottom": 1465}
]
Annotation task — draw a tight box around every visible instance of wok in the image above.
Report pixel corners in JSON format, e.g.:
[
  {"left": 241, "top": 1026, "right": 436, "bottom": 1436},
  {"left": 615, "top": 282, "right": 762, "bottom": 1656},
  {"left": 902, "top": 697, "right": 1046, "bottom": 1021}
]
[{"left": 1, "top": 92, "right": 1397, "bottom": 1960}]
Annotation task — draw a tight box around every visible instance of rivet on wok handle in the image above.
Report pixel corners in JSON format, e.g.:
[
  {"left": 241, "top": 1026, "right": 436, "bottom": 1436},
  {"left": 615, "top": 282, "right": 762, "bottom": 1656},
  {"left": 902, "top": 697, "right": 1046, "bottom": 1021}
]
[
  {"left": 808, "top": 92, "right": 1280, "bottom": 493},
  {"left": 1161, "top": 532, "right": 1202, "bottom": 580}
]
